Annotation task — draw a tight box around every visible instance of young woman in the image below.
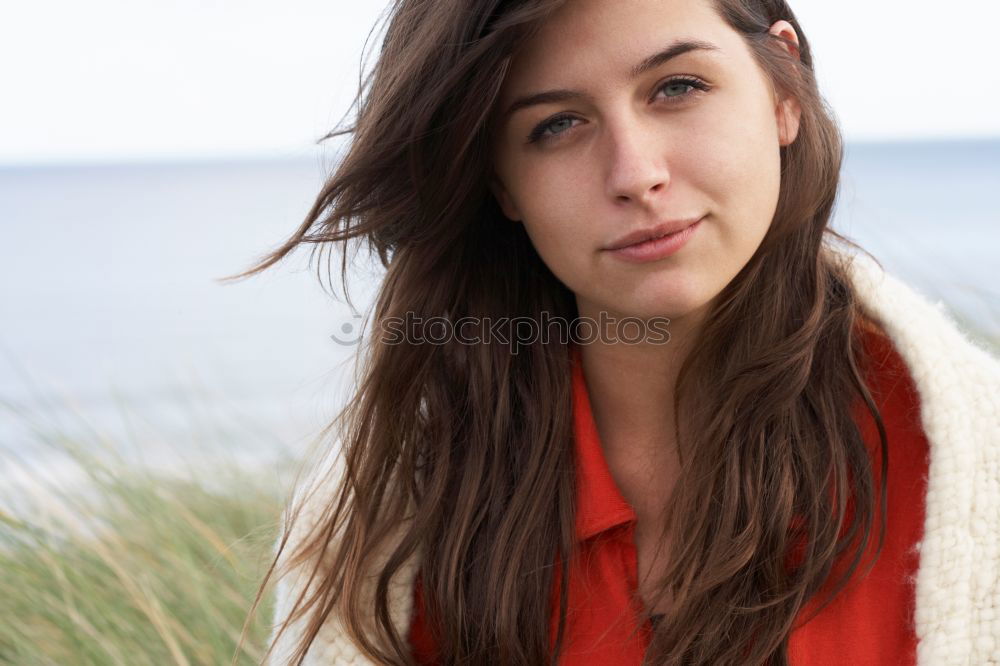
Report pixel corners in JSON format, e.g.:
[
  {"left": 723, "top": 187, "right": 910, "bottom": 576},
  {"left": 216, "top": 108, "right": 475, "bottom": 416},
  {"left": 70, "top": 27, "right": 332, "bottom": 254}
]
[{"left": 238, "top": 0, "right": 1000, "bottom": 664}]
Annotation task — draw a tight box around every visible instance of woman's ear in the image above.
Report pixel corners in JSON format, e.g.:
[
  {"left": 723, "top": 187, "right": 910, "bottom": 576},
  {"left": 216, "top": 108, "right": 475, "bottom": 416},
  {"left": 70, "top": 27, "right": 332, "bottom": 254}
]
[
  {"left": 776, "top": 93, "right": 802, "bottom": 147},
  {"left": 489, "top": 175, "right": 523, "bottom": 222},
  {"left": 768, "top": 20, "right": 803, "bottom": 147}
]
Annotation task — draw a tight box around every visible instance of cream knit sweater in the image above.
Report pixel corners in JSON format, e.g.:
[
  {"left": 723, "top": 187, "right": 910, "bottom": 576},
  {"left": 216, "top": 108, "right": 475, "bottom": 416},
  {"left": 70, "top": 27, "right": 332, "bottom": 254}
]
[{"left": 265, "top": 249, "right": 1000, "bottom": 665}]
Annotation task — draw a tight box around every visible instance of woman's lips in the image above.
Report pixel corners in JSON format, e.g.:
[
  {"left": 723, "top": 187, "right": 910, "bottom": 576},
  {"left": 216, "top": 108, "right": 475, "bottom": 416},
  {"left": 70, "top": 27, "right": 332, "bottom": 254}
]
[{"left": 605, "top": 216, "right": 703, "bottom": 263}]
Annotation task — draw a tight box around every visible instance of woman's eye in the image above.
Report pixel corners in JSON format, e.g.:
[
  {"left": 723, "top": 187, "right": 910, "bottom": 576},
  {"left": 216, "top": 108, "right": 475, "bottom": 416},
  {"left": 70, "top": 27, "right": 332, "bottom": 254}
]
[
  {"left": 525, "top": 76, "right": 709, "bottom": 145},
  {"left": 660, "top": 81, "right": 694, "bottom": 99},
  {"left": 655, "top": 76, "right": 710, "bottom": 103},
  {"left": 527, "top": 115, "right": 580, "bottom": 144}
]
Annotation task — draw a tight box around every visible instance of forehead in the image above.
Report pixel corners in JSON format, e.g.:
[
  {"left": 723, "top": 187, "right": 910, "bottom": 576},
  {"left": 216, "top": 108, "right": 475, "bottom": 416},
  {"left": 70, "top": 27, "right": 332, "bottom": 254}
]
[{"left": 501, "top": 0, "right": 735, "bottom": 96}]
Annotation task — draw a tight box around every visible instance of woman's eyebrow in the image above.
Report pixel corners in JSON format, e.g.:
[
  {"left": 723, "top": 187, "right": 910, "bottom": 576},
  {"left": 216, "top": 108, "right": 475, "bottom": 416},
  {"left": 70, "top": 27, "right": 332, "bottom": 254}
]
[{"left": 501, "top": 39, "right": 721, "bottom": 122}]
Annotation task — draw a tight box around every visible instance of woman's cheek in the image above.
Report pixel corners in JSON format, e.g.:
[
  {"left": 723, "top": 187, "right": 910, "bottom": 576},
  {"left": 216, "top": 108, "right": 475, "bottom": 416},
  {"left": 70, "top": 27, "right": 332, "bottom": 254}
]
[
  {"left": 699, "top": 124, "right": 780, "bottom": 222},
  {"left": 518, "top": 212, "right": 590, "bottom": 291}
]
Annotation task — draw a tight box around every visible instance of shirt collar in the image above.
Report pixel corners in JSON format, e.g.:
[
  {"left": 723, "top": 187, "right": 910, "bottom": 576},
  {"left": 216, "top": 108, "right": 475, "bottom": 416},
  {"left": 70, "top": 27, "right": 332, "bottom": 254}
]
[{"left": 571, "top": 344, "right": 638, "bottom": 541}]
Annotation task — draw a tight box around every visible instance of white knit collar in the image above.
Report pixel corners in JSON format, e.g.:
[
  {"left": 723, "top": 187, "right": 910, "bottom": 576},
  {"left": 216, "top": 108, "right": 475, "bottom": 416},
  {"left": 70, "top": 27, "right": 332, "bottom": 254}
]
[{"left": 840, "top": 248, "right": 1000, "bottom": 665}]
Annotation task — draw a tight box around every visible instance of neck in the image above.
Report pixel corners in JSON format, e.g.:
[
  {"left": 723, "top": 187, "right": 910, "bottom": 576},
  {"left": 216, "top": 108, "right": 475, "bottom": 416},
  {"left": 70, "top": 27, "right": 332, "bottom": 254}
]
[{"left": 574, "top": 301, "right": 706, "bottom": 463}]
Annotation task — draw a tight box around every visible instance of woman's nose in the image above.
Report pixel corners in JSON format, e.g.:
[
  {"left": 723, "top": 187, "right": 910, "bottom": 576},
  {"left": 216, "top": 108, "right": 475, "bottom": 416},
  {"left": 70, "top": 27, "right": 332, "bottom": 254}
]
[{"left": 604, "top": 119, "right": 671, "bottom": 207}]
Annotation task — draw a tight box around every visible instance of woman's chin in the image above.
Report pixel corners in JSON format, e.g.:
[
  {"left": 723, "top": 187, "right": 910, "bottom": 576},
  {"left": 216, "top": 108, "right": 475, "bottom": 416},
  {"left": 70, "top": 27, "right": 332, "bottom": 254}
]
[{"left": 614, "top": 289, "right": 712, "bottom": 323}]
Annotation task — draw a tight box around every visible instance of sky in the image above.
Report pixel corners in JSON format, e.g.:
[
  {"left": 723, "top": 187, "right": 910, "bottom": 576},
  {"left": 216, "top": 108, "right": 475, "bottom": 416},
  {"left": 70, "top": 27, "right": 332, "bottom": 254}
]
[{"left": 2, "top": 0, "right": 998, "bottom": 165}]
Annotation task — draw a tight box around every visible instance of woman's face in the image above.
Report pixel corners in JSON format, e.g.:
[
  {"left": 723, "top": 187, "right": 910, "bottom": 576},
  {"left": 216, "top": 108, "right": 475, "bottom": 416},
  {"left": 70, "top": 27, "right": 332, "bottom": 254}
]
[{"left": 491, "top": 0, "right": 801, "bottom": 326}]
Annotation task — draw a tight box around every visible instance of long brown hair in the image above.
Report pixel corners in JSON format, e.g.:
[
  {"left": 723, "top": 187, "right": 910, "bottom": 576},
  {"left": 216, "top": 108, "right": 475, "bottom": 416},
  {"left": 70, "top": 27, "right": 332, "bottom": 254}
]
[{"left": 230, "top": 1, "right": 890, "bottom": 663}]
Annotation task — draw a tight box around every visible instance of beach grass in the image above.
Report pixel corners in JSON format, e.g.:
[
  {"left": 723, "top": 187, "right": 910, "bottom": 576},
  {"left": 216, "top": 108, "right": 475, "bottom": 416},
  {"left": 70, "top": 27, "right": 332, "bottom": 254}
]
[{"left": 0, "top": 416, "right": 291, "bottom": 666}]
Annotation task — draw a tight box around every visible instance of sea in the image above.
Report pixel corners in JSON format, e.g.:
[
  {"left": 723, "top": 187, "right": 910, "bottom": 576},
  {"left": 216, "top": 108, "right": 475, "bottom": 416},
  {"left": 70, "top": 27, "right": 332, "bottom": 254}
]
[{"left": 1, "top": 138, "right": 997, "bottom": 494}]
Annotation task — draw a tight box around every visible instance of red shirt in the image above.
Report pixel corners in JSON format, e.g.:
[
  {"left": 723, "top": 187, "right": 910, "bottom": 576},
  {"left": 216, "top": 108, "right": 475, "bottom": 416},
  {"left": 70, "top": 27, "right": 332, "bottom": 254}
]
[{"left": 409, "top": 324, "right": 928, "bottom": 664}]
